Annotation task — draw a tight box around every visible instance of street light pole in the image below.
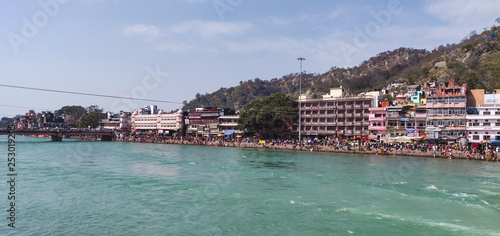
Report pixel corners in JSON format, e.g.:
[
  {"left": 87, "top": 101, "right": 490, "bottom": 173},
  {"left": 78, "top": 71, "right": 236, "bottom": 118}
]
[{"left": 297, "top": 57, "right": 305, "bottom": 145}]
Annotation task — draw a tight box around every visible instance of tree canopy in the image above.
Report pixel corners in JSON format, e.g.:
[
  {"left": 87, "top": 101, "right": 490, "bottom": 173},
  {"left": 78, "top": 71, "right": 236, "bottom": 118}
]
[
  {"left": 237, "top": 92, "right": 297, "bottom": 139},
  {"left": 76, "top": 110, "right": 106, "bottom": 128},
  {"left": 55, "top": 105, "right": 87, "bottom": 120}
]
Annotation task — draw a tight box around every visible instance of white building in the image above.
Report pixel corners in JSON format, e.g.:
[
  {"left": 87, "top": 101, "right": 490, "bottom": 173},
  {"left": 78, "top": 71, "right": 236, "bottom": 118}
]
[
  {"left": 466, "top": 107, "right": 500, "bottom": 144},
  {"left": 218, "top": 115, "right": 242, "bottom": 136},
  {"left": 131, "top": 108, "right": 184, "bottom": 134}
]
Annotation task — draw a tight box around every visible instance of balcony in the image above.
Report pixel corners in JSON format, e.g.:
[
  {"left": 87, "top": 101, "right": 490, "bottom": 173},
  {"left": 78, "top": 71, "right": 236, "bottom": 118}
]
[
  {"left": 345, "top": 114, "right": 353, "bottom": 118},
  {"left": 466, "top": 126, "right": 500, "bottom": 131},
  {"left": 369, "top": 117, "right": 386, "bottom": 122},
  {"left": 354, "top": 105, "right": 362, "bottom": 109},
  {"left": 426, "top": 103, "right": 466, "bottom": 108},
  {"left": 369, "top": 126, "right": 386, "bottom": 131},
  {"left": 337, "top": 105, "right": 345, "bottom": 109},
  {"left": 426, "top": 115, "right": 466, "bottom": 119},
  {"left": 345, "top": 122, "right": 354, "bottom": 126},
  {"left": 219, "top": 123, "right": 238, "bottom": 127}
]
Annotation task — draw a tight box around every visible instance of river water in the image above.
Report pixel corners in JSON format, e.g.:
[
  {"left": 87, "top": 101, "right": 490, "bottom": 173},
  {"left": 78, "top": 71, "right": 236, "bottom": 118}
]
[{"left": 1, "top": 136, "right": 499, "bottom": 235}]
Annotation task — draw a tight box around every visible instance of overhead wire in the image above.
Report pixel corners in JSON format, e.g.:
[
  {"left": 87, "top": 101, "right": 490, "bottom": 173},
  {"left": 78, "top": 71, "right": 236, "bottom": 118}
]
[{"left": 0, "top": 84, "right": 183, "bottom": 105}]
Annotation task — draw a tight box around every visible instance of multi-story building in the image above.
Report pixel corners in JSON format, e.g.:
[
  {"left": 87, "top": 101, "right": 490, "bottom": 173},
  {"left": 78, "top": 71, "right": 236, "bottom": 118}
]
[
  {"left": 466, "top": 89, "right": 500, "bottom": 146},
  {"left": 15, "top": 110, "right": 37, "bottom": 129},
  {"left": 425, "top": 80, "right": 467, "bottom": 142},
  {"left": 131, "top": 106, "right": 183, "bottom": 134},
  {"left": 185, "top": 107, "right": 234, "bottom": 137},
  {"left": 218, "top": 115, "right": 241, "bottom": 138},
  {"left": 368, "top": 106, "right": 387, "bottom": 140},
  {"left": 385, "top": 104, "right": 427, "bottom": 142},
  {"left": 298, "top": 87, "right": 382, "bottom": 138},
  {"left": 101, "top": 111, "right": 131, "bottom": 132}
]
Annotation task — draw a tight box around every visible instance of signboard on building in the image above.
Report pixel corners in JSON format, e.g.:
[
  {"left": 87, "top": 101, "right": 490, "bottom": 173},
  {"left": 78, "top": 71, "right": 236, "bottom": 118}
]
[
  {"left": 484, "top": 94, "right": 500, "bottom": 105},
  {"left": 401, "top": 117, "right": 410, "bottom": 121},
  {"left": 406, "top": 128, "right": 418, "bottom": 137}
]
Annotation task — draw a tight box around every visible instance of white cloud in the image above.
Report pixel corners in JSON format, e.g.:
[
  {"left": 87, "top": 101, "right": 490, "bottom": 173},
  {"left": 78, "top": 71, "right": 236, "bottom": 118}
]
[
  {"left": 123, "top": 24, "right": 161, "bottom": 40},
  {"left": 425, "top": 0, "right": 499, "bottom": 25},
  {"left": 170, "top": 20, "right": 252, "bottom": 38}
]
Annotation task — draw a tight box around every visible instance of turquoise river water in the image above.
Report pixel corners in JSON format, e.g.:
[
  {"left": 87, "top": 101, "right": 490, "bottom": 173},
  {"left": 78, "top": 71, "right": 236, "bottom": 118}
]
[{"left": 1, "top": 136, "right": 499, "bottom": 235}]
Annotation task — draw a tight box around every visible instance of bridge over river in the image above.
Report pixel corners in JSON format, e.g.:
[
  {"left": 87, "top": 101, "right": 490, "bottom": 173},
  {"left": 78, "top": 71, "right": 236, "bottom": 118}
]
[{"left": 0, "top": 130, "right": 114, "bottom": 141}]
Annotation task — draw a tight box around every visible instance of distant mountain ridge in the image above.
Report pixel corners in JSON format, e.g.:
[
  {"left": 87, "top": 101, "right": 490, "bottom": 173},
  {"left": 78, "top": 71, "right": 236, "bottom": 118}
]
[{"left": 183, "top": 24, "right": 500, "bottom": 110}]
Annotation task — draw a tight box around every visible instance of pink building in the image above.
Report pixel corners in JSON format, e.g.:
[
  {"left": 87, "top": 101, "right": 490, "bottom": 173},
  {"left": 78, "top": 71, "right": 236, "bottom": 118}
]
[
  {"left": 425, "top": 80, "right": 467, "bottom": 142},
  {"left": 368, "top": 107, "right": 386, "bottom": 140}
]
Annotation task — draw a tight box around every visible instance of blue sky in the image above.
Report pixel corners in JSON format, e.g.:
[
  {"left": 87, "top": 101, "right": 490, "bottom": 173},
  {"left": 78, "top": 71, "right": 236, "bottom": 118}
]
[{"left": 1, "top": 0, "right": 499, "bottom": 117}]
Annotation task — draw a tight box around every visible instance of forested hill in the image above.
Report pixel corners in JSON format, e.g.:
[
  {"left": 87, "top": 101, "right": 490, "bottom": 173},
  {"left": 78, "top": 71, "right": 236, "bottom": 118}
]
[{"left": 183, "top": 25, "right": 500, "bottom": 111}]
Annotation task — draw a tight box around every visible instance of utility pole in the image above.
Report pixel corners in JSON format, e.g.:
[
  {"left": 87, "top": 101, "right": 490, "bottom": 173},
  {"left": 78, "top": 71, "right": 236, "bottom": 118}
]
[{"left": 297, "top": 57, "right": 305, "bottom": 144}]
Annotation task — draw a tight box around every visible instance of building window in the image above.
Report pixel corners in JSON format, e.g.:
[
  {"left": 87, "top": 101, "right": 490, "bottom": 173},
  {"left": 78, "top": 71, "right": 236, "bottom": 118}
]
[
  {"left": 473, "top": 135, "right": 480, "bottom": 140},
  {"left": 483, "top": 123, "right": 490, "bottom": 126},
  {"left": 483, "top": 112, "right": 490, "bottom": 115},
  {"left": 484, "top": 135, "right": 490, "bottom": 141}
]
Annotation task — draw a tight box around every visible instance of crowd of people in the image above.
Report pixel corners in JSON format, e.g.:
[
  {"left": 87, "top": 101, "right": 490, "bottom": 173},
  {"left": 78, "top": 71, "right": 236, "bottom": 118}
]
[{"left": 114, "top": 132, "right": 500, "bottom": 162}]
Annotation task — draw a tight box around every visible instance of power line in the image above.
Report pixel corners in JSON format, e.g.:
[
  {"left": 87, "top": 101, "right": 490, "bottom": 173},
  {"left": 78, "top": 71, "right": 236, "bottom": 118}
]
[
  {"left": 0, "top": 84, "right": 183, "bottom": 105},
  {"left": 0, "top": 104, "right": 50, "bottom": 111}
]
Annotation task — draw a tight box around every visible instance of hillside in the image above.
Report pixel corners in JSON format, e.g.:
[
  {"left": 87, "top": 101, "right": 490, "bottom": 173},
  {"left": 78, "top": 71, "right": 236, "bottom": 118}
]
[{"left": 183, "top": 25, "right": 500, "bottom": 111}]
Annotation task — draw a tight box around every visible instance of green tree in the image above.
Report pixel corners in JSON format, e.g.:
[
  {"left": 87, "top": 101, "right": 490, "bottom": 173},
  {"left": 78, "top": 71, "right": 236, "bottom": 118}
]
[
  {"left": 55, "top": 105, "right": 87, "bottom": 127},
  {"left": 383, "top": 93, "right": 394, "bottom": 102},
  {"left": 238, "top": 93, "right": 297, "bottom": 139},
  {"left": 86, "top": 105, "right": 103, "bottom": 113},
  {"left": 55, "top": 105, "right": 87, "bottom": 119},
  {"left": 76, "top": 111, "right": 105, "bottom": 129}
]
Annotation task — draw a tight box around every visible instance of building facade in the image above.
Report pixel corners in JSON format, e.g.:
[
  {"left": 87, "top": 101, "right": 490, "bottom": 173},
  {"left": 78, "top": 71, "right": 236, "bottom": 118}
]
[
  {"left": 466, "top": 89, "right": 500, "bottom": 145},
  {"left": 101, "top": 112, "right": 131, "bottom": 132},
  {"left": 385, "top": 104, "right": 426, "bottom": 142},
  {"left": 298, "top": 87, "right": 382, "bottom": 138},
  {"left": 131, "top": 106, "right": 184, "bottom": 134},
  {"left": 185, "top": 107, "right": 235, "bottom": 137},
  {"left": 466, "top": 107, "right": 500, "bottom": 144},
  {"left": 368, "top": 107, "right": 387, "bottom": 140},
  {"left": 425, "top": 80, "right": 467, "bottom": 142},
  {"left": 218, "top": 115, "right": 241, "bottom": 137}
]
